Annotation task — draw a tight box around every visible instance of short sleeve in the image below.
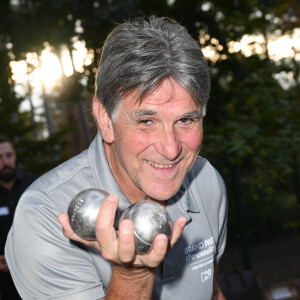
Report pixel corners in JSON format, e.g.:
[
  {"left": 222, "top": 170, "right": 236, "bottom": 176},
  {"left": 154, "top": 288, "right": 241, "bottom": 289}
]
[{"left": 5, "top": 190, "right": 106, "bottom": 300}]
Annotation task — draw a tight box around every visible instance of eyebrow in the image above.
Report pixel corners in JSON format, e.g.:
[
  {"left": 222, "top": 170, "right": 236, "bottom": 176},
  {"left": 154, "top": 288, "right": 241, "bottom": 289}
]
[
  {"left": 130, "top": 110, "right": 157, "bottom": 120},
  {"left": 130, "top": 110, "right": 202, "bottom": 120},
  {"left": 181, "top": 111, "right": 202, "bottom": 119}
]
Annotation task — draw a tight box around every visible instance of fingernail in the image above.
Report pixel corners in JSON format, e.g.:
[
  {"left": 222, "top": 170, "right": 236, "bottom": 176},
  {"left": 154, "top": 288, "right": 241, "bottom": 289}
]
[{"left": 108, "top": 194, "right": 117, "bottom": 202}]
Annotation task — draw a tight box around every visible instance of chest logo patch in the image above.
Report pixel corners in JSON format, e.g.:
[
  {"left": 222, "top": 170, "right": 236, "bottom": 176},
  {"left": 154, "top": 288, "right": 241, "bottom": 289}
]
[{"left": 184, "top": 236, "right": 214, "bottom": 272}]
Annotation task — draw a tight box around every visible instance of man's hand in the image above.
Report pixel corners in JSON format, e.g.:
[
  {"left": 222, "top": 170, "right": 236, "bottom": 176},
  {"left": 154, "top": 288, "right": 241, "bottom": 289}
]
[
  {"left": 58, "top": 194, "right": 186, "bottom": 268},
  {"left": 0, "top": 255, "right": 9, "bottom": 272}
]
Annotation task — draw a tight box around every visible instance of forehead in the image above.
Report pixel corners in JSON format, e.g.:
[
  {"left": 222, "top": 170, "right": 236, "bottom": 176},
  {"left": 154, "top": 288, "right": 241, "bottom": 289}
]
[
  {"left": 122, "top": 78, "right": 200, "bottom": 113},
  {"left": 0, "top": 142, "right": 14, "bottom": 155}
]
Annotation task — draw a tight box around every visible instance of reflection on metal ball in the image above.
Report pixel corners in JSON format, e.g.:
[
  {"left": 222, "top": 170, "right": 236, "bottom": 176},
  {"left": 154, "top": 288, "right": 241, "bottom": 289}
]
[
  {"left": 119, "top": 200, "right": 173, "bottom": 254},
  {"left": 67, "top": 190, "right": 173, "bottom": 254},
  {"left": 67, "top": 188, "right": 108, "bottom": 240}
]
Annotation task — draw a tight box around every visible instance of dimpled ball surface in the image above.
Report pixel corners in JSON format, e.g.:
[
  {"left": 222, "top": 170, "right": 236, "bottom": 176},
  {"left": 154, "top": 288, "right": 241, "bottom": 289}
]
[
  {"left": 67, "top": 188, "right": 108, "bottom": 240},
  {"left": 120, "top": 200, "right": 173, "bottom": 254}
]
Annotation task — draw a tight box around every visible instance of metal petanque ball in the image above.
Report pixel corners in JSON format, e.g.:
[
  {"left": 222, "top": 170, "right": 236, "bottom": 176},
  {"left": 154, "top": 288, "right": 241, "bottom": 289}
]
[
  {"left": 67, "top": 188, "right": 109, "bottom": 240},
  {"left": 119, "top": 200, "right": 173, "bottom": 254}
]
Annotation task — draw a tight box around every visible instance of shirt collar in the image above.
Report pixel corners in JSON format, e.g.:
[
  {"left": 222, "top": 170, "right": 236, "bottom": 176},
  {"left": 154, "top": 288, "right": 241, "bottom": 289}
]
[{"left": 166, "top": 177, "right": 200, "bottom": 224}]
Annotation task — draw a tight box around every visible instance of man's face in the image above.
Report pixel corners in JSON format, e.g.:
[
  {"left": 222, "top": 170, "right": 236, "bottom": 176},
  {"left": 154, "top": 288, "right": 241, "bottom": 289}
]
[
  {"left": 99, "top": 78, "right": 203, "bottom": 202},
  {"left": 0, "top": 142, "right": 16, "bottom": 182}
]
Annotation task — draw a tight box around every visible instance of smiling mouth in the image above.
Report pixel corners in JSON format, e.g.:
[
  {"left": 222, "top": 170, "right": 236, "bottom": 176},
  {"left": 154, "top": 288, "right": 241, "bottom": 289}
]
[{"left": 147, "top": 160, "right": 174, "bottom": 169}]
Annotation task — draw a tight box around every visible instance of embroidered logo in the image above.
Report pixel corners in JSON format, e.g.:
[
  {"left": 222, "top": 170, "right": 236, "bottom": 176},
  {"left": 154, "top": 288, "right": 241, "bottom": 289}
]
[
  {"left": 201, "top": 268, "right": 212, "bottom": 282},
  {"left": 184, "top": 236, "right": 214, "bottom": 272}
]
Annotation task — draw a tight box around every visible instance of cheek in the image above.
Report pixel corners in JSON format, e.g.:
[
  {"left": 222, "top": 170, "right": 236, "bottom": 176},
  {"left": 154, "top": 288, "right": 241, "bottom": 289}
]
[
  {"left": 181, "top": 129, "right": 203, "bottom": 151},
  {"left": 115, "top": 129, "right": 151, "bottom": 158}
]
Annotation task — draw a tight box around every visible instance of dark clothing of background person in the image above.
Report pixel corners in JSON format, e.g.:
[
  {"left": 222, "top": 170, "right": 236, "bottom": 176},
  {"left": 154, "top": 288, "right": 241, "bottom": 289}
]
[{"left": 0, "top": 170, "right": 37, "bottom": 300}]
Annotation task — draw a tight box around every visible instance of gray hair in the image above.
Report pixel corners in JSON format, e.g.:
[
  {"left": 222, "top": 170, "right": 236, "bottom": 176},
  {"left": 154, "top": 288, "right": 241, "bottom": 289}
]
[{"left": 95, "top": 16, "right": 210, "bottom": 121}]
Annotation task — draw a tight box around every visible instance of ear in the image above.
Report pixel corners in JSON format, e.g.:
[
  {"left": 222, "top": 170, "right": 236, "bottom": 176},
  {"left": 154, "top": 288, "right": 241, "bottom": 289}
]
[{"left": 92, "top": 97, "right": 115, "bottom": 143}]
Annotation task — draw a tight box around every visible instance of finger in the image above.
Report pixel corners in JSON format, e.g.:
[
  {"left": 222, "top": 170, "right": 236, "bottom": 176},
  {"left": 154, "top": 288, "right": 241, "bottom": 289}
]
[
  {"left": 141, "top": 234, "right": 168, "bottom": 268},
  {"left": 95, "top": 194, "right": 119, "bottom": 260},
  {"left": 58, "top": 213, "right": 98, "bottom": 249},
  {"left": 170, "top": 216, "right": 187, "bottom": 248},
  {"left": 117, "top": 219, "right": 136, "bottom": 264}
]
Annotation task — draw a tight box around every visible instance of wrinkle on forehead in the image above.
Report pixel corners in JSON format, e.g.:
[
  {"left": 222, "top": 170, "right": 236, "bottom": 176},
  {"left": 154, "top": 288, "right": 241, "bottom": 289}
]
[
  {"left": 113, "top": 77, "right": 199, "bottom": 122},
  {"left": 142, "top": 77, "right": 178, "bottom": 105},
  {"left": 132, "top": 77, "right": 180, "bottom": 106}
]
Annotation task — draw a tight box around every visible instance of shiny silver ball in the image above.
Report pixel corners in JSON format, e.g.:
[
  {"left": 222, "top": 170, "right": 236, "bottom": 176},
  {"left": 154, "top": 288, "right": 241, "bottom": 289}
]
[
  {"left": 67, "top": 188, "right": 108, "bottom": 240},
  {"left": 119, "top": 200, "right": 173, "bottom": 254}
]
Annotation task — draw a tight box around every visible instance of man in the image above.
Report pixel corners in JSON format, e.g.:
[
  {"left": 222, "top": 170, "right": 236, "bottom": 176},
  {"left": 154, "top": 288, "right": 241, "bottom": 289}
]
[
  {"left": 0, "top": 135, "right": 37, "bottom": 299},
  {"left": 6, "top": 17, "right": 227, "bottom": 299}
]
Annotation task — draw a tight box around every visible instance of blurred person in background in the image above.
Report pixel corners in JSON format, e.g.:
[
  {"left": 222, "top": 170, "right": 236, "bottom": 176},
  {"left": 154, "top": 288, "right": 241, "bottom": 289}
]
[{"left": 0, "top": 135, "right": 37, "bottom": 300}]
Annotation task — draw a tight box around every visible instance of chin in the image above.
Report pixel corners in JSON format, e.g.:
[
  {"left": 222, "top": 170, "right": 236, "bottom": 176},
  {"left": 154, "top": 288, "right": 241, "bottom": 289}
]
[{"left": 144, "top": 185, "right": 180, "bottom": 201}]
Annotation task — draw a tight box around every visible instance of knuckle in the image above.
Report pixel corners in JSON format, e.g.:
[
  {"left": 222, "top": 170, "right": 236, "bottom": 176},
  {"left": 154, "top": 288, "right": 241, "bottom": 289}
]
[{"left": 101, "top": 248, "right": 115, "bottom": 261}]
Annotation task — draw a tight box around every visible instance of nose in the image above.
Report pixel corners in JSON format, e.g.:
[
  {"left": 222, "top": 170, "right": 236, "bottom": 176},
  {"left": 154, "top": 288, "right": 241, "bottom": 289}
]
[
  {"left": 154, "top": 126, "right": 182, "bottom": 161},
  {"left": 2, "top": 157, "right": 9, "bottom": 165}
]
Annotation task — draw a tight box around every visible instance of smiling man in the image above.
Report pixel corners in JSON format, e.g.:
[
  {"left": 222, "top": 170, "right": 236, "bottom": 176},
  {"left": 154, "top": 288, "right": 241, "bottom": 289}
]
[
  {"left": 97, "top": 77, "right": 203, "bottom": 203},
  {"left": 5, "top": 17, "right": 227, "bottom": 299}
]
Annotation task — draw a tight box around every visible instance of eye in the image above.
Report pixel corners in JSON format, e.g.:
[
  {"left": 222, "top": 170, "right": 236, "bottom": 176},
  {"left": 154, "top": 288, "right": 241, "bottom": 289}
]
[
  {"left": 6, "top": 153, "right": 13, "bottom": 159},
  {"left": 178, "top": 118, "right": 193, "bottom": 125},
  {"left": 138, "top": 119, "right": 153, "bottom": 126},
  {"left": 177, "top": 116, "right": 202, "bottom": 128}
]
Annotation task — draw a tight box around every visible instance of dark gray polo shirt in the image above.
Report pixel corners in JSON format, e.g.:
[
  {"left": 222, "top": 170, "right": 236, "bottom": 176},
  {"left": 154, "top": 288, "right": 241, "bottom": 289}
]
[{"left": 5, "top": 132, "right": 227, "bottom": 300}]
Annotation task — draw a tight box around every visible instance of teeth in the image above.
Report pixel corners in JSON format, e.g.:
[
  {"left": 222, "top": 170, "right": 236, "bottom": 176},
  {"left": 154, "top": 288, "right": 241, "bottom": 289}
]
[{"left": 147, "top": 161, "right": 173, "bottom": 168}]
